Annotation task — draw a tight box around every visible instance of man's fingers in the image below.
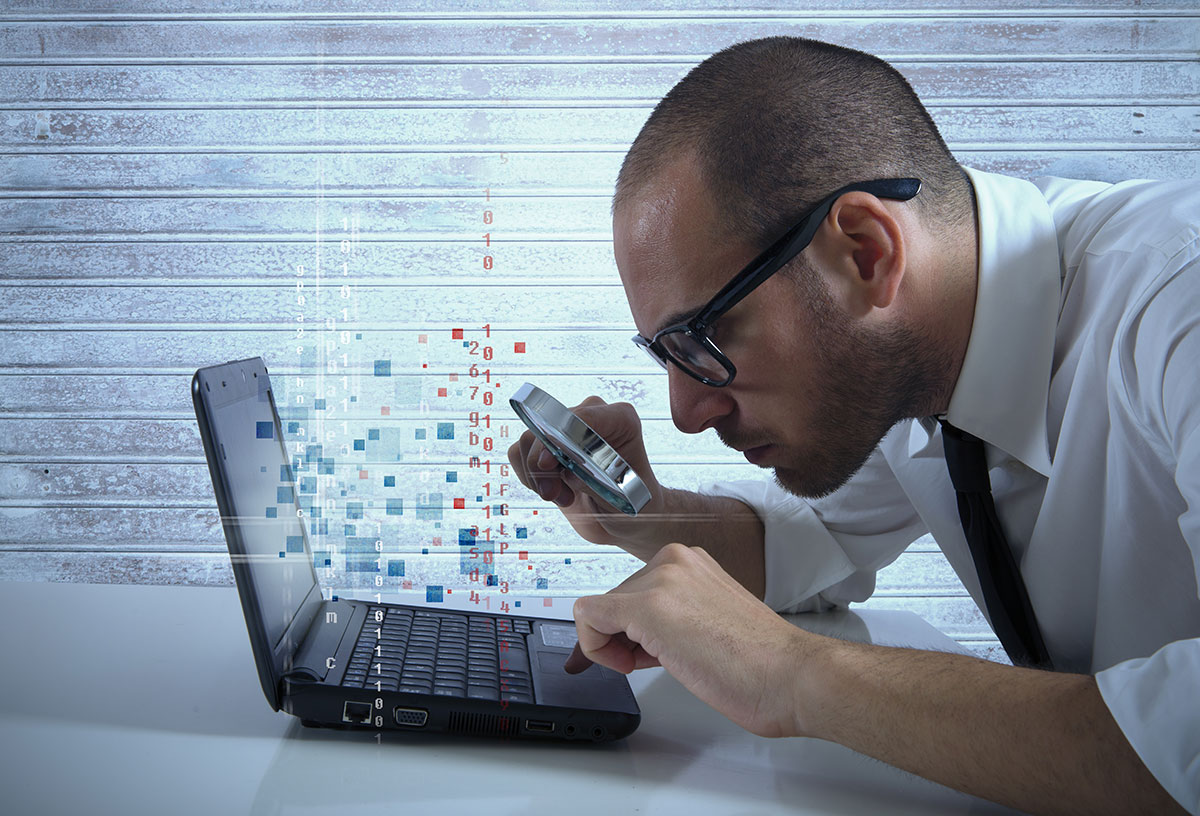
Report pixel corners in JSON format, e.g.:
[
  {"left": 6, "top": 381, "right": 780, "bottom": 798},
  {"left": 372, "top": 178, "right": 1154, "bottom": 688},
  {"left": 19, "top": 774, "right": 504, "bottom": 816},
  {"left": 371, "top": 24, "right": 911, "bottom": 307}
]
[{"left": 571, "top": 594, "right": 660, "bottom": 675}]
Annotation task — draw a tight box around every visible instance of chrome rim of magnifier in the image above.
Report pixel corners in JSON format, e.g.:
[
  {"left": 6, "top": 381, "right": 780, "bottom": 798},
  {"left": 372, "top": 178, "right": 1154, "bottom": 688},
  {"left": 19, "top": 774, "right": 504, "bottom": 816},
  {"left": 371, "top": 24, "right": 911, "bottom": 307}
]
[{"left": 509, "top": 383, "right": 651, "bottom": 516}]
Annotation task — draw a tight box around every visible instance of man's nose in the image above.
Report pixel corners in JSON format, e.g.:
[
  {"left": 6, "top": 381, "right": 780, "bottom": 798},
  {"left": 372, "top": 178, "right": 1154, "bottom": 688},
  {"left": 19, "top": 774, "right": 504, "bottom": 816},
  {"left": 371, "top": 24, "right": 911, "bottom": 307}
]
[{"left": 667, "top": 365, "right": 732, "bottom": 434}]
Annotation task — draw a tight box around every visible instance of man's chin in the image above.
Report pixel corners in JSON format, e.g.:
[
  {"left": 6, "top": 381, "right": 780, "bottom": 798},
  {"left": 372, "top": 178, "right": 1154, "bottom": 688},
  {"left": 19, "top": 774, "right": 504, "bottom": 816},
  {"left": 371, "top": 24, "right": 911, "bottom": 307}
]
[{"left": 771, "top": 463, "right": 858, "bottom": 501}]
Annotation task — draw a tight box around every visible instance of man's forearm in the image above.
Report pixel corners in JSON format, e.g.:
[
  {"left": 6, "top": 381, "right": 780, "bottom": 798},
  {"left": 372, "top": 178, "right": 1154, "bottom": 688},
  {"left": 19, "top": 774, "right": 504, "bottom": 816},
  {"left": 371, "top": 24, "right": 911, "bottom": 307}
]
[
  {"left": 793, "top": 634, "right": 1185, "bottom": 815},
  {"left": 633, "top": 487, "right": 766, "bottom": 601}
]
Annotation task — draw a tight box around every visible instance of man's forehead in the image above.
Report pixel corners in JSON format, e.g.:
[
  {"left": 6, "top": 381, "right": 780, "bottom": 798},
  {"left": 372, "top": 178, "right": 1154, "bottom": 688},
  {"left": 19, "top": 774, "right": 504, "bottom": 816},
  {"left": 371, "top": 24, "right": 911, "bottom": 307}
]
[{"left": 613, "top": 159, "right": 751, "bottom": 335}]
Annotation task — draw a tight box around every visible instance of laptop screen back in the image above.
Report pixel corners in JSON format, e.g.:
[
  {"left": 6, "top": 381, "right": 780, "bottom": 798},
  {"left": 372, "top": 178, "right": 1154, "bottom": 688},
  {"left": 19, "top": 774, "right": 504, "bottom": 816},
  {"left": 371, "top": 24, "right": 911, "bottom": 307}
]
[{"left": 200, "top": 365, "right": 317, "bottom": 652}]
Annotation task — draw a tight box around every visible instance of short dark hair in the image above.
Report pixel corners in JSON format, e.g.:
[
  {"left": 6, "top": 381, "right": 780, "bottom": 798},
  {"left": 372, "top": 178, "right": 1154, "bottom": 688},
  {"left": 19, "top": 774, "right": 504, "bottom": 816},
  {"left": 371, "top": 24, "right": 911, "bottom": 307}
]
[{"left": 613, "top": 36, "right": 973, "bottom": 252}]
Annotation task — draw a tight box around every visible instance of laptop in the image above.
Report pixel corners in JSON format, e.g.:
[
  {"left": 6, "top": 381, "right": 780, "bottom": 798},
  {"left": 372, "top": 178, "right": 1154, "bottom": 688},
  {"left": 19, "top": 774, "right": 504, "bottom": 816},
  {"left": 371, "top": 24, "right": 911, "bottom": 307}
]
[{"left": 192, "top": 357, "right": 640, "bottom": 741}]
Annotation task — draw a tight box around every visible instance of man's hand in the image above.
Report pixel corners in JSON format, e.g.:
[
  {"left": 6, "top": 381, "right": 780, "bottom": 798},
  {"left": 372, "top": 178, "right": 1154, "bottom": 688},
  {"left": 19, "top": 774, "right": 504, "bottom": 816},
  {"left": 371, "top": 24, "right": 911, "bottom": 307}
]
[
  {"left": 507, "top": 395, "right": 670, "bottom": 553},
  {"left": 564, "top": 541, "right": 810, "bottom": 738}
]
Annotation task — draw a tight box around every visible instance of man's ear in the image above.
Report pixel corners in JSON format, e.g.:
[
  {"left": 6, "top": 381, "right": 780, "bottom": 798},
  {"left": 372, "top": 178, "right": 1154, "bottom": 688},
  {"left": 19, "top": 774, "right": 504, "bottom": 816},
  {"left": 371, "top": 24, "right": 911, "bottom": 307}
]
[{"left": 810, "top": 191, "right": 906, "bottom": 317}]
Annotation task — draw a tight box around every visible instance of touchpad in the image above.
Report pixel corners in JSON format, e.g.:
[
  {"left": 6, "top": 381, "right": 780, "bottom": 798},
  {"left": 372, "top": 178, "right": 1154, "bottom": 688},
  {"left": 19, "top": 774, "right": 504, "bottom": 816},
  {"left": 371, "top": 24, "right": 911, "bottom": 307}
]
[{"left": 536, "top": 649, "right": 619, "bottom": 681}]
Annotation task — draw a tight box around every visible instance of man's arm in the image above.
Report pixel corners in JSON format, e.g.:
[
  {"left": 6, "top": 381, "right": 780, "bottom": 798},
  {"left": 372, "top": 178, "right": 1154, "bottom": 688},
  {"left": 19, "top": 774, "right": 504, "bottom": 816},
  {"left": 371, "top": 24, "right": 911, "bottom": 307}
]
[
  {"left": 800, "top": 635, "right": 1187, "bottom": 816},
  {"left": 566, "top": 543, "right": 1189, "bottom": 816},
  {"left": 620, "top": 486, "right": 766, "bottom": 600}
]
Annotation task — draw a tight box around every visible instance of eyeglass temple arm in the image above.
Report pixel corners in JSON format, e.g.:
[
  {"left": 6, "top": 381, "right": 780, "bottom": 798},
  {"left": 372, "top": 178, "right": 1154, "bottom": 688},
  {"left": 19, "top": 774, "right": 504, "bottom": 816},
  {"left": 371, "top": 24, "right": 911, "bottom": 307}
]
[{"left": 698, "top": 177, "right": 921, "bottom": 322}]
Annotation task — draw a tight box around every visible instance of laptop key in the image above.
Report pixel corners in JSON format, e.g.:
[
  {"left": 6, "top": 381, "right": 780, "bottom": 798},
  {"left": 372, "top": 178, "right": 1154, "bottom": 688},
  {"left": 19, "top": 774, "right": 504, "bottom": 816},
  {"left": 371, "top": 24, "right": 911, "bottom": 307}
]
[{"left": 467, "top": 685, "right": 500, "bottom": 701}]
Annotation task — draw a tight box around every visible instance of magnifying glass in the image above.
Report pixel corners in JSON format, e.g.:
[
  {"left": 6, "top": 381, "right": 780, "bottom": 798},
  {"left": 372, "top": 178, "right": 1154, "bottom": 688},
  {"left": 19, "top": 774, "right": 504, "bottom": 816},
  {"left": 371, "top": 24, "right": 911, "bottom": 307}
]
[{"left": 509, "top": 383, "right": 652, "bottom": 516}]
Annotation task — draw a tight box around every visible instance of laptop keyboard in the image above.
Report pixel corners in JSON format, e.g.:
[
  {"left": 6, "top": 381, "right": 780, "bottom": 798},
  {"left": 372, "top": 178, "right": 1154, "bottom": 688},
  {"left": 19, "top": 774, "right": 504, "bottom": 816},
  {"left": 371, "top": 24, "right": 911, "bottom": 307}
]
[{"left": 340, "top": 606, "right": 535, "bottom": 703}]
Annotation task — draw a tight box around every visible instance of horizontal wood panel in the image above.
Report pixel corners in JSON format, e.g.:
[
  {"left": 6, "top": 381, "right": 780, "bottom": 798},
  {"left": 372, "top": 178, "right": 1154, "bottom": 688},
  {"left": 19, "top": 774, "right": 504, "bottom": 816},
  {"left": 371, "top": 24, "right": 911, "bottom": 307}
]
[
  {"left": 0, "top": 460, "right": 773, "bottom": 503},
  {"left": 1, "top": 1, "right": 1191, "bottom": 14},
  {"left": 0, "top": 372, "right": 661, "bottom": 415},
  {"left": 0, "top": 501, "right": 940, "bottom": 552},
  {"left": 0, "top": 196, "right": 613, "bottom": 241},
  {"left": 0, "top": 329, "right": 652, "bottom": 370},
  {"left": 2, "top": 1, "right": 1191, "bottom": 14},
  {"left": 0, "top": 416, "right": 763, "bottom": 463},
  {"left": 4, "top": 151, "right": 1199, "bottom": 200},
  {"left": 0, "top": 542, "right": 956, "bottom": 597},
  {"left": 0, "top": 283, "right": 639, "bottom": 327},
  {"left": 3, "top": 106, "right": 1194, "bottom": 151},
  {"left": 2, "top": 18, "right": 1195, "bottom": 61},
  {"left": 3, "top": 61, "right": 1197, "bottom": 105}
]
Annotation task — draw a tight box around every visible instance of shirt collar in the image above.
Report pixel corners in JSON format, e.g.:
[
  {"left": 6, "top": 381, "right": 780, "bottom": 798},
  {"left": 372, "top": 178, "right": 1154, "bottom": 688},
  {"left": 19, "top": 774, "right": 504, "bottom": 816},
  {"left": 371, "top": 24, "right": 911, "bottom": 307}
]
[{"left": 940, "top": 167, "right": 1061, "bottom": 477}]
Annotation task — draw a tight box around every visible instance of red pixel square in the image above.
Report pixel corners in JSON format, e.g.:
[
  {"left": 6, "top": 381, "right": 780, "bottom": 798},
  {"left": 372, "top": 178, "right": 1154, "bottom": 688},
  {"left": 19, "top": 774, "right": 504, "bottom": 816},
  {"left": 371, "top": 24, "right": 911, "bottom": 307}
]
[
  {"left": 454, "top": 498, "right": 465, "bottom": 509},
  {"left": 359, "top": 470, "right": 368, "bottom": 479},
  {"left": 518, "top": 551, "right": 528, "bottom": 560},
  {"left": 381, "top": 406, "right": 390, "bottom": 415},
  {"left": 449, "top": 374, "right": 458, "bottom": 382},
  {"left": 437, "top": 387, "right": 447, "bottom": 397},
  {"left": 452, "top": 328, "right": 464, "bottom": 339},
  {"left": 514, "top": 342, "right": 526, "bottom": 353}
]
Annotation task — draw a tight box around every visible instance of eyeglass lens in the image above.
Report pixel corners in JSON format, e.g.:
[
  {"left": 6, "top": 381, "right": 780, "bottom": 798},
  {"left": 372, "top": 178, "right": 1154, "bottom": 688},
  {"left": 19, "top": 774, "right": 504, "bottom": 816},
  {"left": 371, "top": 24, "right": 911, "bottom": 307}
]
[{"left": 657, "top": 331, "right": 728, "bottom": 382}]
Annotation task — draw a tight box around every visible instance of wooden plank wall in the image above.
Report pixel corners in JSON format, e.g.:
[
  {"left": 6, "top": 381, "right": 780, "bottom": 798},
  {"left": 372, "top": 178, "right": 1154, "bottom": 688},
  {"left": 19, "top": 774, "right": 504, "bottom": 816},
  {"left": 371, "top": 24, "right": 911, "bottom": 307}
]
[{"left": 1, "top": 2, "right": 1197, "bottom": 662}]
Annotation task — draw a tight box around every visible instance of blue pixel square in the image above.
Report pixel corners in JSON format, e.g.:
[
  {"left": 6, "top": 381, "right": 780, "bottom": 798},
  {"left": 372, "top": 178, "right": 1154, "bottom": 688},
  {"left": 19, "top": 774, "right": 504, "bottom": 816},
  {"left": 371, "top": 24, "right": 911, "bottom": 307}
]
[
  {"left": 516, "top": 527, "right": 528, "bottom": 539},
  {"left": 388, "top": 559, "right": 405, "bottom": 577},
  {"left": 436, "top": 422, "right": 454, "bottom": 440},
  {"left": 305, "top": 444, "right": 322, "bottom": 463},
  {"left": 286, "top": 535, "right": 304, "bottom": 553},
  {"left": 265, "top": 507, "right": 277, "bottom": 518},
  {"left": 415, "top": 428, "right": 426, "bottom": 440},
  {"left": 256, "top": 421, "right": 273, "bottom": 439},
  {"left": 515, "top": 601, "right": 522, "bottom": 608},
  {"left": 287, "top": 421, "right": 299, "bottom": 434},
  {"left": 260, "top": 466, "right": 266, "bottom": 472},
  {"left": 300, "top": 476, "right": 316, "bottom": 493},
  {"left": 356, "top": 333, "right": 362, "bottom": 339},
  {"left": 350, "top": 395, "right": 356, "bottom": 402},
  {"left": 314, "top": 398, "right": 326, "bottom": 410},
  {"left": 318, "top": 459, "right": 334, "bottom": 475},
  {"left": 280, "top": 464, "right": 292, "bottom": 482},
  {"left": 346, "top": 502, "right": 363, "bottom": 519},
  {"left": 458, "top": 528, "right": 476, "bottom": 546},
  {"left": 353, "top": 439, "right": 365, "bottom": 451},
  {"left": 276, "top": 486, "right": 294, "bottom": 504},
  {"left": 462, "top": 341, "right": 469, "bottom": 347},
  {"left": 422, "top": 547, "right": 428, "bottom": 554},
  {"left": 384, "top": 475, "right": 395, "bottom": 487},
  {"left": 368, "top": 428, "right": 380, "bottom": 440},
  {"left": 445, "top": 471, "right": 457, "bottom": 483},
  {"left": 426, "top": 585, "right": 443, "bottom": 603},
  {"left": 374, "top": 359, "right": 391, "bottom": 377},
  {"left": 344, "top": 524, "right": 355, "bottom": 536},
  {"left": 386, "top": 498, "right": 403, "bottom": 515},
  {"left": 486, "top": 573, "right": 497, "bottom": 586},
  {"left": 565, "top": 558, "right": 571, "bottom": 564},
  {"left": 536, "top": 578, "right": 548, "bottom": 590},
  {"left": 311, "top": 519, "right": 328, "bottom": 536}
]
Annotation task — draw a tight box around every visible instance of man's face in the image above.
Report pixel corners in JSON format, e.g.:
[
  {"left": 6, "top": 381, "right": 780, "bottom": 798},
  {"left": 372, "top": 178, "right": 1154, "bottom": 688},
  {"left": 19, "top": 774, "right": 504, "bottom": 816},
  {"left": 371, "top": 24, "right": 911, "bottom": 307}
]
[{"left": 614, "top": 158, "right": 940, "bottom": 499}]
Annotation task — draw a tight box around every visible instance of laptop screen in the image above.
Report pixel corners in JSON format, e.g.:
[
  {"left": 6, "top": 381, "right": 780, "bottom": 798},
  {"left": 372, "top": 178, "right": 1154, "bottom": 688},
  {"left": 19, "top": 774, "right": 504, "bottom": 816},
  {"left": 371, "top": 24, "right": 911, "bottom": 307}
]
[{"left": 207, "top": 377, "right": 318, "bottom": 652}]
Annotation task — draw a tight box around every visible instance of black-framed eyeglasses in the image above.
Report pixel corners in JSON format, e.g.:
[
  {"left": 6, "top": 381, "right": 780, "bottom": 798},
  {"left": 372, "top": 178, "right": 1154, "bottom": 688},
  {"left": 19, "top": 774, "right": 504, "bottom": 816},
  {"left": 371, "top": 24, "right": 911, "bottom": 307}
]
[{"left": 632, "top": 177, "right": 921, "bottom": 387}]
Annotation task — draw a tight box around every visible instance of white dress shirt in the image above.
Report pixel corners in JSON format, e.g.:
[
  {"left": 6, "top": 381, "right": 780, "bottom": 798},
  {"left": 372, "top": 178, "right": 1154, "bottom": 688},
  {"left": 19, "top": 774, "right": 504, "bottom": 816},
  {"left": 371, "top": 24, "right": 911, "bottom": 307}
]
[{"left": 698, "top": 167, "right": 1200, "bottom": 812}]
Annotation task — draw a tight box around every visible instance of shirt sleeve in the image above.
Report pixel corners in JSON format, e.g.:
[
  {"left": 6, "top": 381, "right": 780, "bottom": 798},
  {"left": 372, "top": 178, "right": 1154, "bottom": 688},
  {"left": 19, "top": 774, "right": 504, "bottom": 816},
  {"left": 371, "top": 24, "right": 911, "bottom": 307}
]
[
  {"left": 1095, "top": 250, "right": 1200, "bottom": 814},
  {"left": 696, "top": 437, "right": 929, "bottom": 614}
]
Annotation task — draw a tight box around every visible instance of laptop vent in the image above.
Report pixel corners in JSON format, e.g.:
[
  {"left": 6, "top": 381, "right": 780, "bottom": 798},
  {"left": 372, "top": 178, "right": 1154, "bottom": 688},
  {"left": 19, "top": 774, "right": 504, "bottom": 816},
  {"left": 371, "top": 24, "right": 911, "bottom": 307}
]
[{"left": 447, "top": 711, "right": 517, "bottom": 738}]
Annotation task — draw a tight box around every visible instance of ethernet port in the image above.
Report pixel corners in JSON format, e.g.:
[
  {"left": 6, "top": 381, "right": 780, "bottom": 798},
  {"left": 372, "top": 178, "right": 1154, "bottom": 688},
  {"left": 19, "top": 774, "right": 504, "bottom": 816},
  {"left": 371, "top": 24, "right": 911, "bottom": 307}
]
[{"left": 342, "top": 700, "right": 372, "bottom": 724}]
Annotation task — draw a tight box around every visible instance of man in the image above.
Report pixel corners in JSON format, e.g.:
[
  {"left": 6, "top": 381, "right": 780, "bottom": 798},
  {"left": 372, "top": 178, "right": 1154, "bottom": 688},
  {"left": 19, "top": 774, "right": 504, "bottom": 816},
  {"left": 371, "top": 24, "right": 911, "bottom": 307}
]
[{"left": 507, "top": 37, "right": 1198, "bottom": 814}]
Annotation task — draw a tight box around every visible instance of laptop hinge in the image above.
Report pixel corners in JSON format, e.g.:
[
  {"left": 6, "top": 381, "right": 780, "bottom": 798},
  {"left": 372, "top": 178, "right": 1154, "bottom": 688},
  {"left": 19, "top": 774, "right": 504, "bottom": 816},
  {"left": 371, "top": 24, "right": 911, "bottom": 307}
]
[{"left": 287, "top": 599, "right": 361, "bottom": 681}]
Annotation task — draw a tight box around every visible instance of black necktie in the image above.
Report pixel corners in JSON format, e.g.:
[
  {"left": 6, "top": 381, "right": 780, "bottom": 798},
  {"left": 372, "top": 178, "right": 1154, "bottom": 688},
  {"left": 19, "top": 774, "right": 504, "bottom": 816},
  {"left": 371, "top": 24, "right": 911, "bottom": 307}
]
[{"left": 939, "top": 420, "right": 1052, "bottom": 670}]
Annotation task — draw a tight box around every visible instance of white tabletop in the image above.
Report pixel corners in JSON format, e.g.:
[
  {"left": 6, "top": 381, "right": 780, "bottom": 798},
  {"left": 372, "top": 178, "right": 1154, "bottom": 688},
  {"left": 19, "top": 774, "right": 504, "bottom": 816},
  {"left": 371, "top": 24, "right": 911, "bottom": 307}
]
[{"left": 0, "top": 580, "right": 1016, "bottom": 815}]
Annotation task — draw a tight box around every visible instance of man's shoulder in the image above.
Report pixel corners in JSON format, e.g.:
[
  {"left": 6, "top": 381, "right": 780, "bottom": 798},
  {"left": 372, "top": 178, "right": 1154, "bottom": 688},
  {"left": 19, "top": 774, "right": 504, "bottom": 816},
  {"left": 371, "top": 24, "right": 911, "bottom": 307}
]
[{"left": 1034, "top": 175, "right": 1200, "bottom": 268}]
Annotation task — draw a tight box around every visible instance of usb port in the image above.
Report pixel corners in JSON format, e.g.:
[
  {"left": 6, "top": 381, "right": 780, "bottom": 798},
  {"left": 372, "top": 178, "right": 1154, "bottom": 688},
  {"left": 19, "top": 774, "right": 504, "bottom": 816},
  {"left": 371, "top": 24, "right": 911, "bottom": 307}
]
[
  {"left": 524, "top": 719, "right": 555, "bottom": 734},
  {"left": 342, "top": 701, "right": 372, "bottom": 724}
]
